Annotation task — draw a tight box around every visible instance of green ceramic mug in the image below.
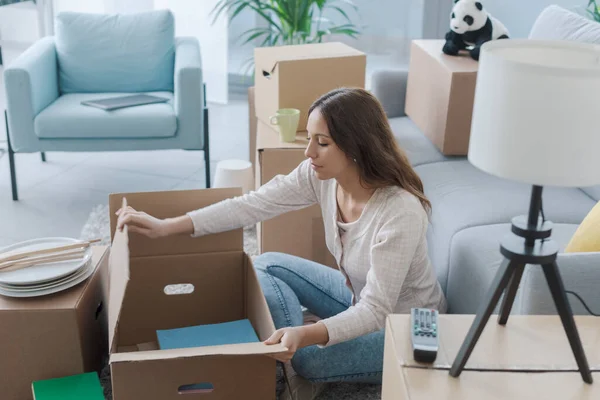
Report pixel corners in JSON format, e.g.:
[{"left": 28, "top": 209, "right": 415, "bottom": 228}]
[{"left": 270, "top": 108, "right": 300, "bottom": 143}]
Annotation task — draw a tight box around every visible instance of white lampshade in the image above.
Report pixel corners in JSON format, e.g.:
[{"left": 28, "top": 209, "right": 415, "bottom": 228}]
[{"left": 468, "top": 39, "right": 600, "bottom": 187}]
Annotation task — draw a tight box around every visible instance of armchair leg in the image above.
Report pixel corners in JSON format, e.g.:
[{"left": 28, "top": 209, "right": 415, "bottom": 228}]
[
  {"left": 5, "top": 111, "right": 18, "bottom": 201},
  {"left": 203, "top": 83, "right": 211, "bottom": 188},
  {"left": 41, "top": 152, "right": 46, "bottom": 162}
]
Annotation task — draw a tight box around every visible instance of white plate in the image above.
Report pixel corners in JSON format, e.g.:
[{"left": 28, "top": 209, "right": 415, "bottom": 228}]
[
  {"left": 0, "top": 259, "right": 91, "bottom": 292},
  {"left": 0, "top": 237, "right": 92, "bottom": 285},
  {"left": 1, "top": 257, "right": 89, "bottom": 288},
  {"left": 0, "top": 259, "right": 97, "bottom": 298}
]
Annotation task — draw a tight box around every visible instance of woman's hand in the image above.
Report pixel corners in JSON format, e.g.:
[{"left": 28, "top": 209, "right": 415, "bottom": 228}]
[
  {"left": 264, "top": 323, "right": 329, "bottom": 362},
  {"left": 115, "top": 206, "right": 170, "bottom": 239},
  {"left": 264, "top": 327, "right": 304, "bottom": 362}
]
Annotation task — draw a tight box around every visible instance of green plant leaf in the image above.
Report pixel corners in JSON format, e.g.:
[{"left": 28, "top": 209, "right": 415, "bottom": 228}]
[
  {"left": 220, "top": 0, "right": 361, "bottom": 47},
  {"left": 327, "top": 5, "right": 353, "bottom": 24},
  {"left": 246, "top": 2, "right": 285, "bottom": 34},
  {"left": 230, "top": 2, "right": 250, "bottom": 21},
  {"left": 334, "top": 0, "right": 358, "bottom": 12},
  {"left": 241, "top": 28, "right": 272, "bottom": 45}
]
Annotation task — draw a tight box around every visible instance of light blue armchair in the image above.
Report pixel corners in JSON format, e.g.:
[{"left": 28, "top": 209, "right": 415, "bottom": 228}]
[{"left": 4, "top": 9, "right": 211, "bottom": 200}]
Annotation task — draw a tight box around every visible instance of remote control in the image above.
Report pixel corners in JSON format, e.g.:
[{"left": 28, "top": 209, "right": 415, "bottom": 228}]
[{"left": 410, "top": 307, "right": 439, "bottom": 363}]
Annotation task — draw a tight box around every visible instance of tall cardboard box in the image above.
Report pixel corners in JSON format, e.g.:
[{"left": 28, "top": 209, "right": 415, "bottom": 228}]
[
  {"left": 405, "top": 40, "right": 479, "bottom": 155},
  {"left": 382, "top": 314, "right": 600, "bottom": 399},
  {"left": 256, "top": 120, "right": 337, "bottom": 269},
  {"left": 254, "top": 42, "right": 366, "bottom": 132},
  {"left": 107, "top": 189, "right": 286, "bottom": 400},
  {"left": 0, "top": 246, "right": 110, "bottom": 400},
  {"left": 249, "top": 85, "right": 257, "bottom": 168}
]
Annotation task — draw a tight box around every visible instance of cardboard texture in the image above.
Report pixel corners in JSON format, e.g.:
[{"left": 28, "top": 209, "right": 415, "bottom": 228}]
[
  {"left": 0, "top": 246, "right": 110, "bottom": 400},
  {"left": 256, "top": 120, "right": 337, "bottom": 269},
  {"left": 405, "top": 39, "right": 479, "bottom": 155},
  {"left": 108, "top": 188, "right": 286, "bottom": 400},
  {"left": 254, "top": 42, "right": 366, "bottom": 132},
  {"left": 382, "top": 314, "right": 600, "bottom": 400}
]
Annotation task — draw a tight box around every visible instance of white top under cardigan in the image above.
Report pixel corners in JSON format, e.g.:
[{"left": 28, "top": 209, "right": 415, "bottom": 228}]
[{"left": 187, "top": 159, "right": 447, "bottom": 347}]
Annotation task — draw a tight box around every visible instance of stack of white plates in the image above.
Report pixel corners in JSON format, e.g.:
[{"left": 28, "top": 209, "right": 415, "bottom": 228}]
[{"left": 0, "top": 238, "right": 94, "bottom": 298}]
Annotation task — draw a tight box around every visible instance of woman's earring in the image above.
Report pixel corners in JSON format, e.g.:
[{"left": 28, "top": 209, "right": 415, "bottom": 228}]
[{"left": 353, "top": 158, "right": 357, "bottom": 163}]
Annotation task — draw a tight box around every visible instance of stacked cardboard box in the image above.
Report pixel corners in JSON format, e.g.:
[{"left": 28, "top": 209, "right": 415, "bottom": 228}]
[
  {"left": 0, "top": 246, "right": 110, "bottom": 400},
  {"left": 251, "top": 42, "right": 367, "bottom": 268}
]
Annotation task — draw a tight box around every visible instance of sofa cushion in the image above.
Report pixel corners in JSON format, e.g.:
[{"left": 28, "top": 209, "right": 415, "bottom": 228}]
[
  {"left": 414, "top": 160, "right": 597, "bottom": 291},
  {"left": 529, "top": 5, "right": 600, "bottom": 43},
  {"left": 55, "top": 10, "right": 175, "bottom": 93},
  {"left": 565, "top": 201, "right": 600, "bottom": 253},
  {"left": 389, "top": 117, "right": 451, "bottom": 167},
  {"left": 445, "top": 223, "right": 600, "bottom": 316},
  {"left": 34, "top": 92, "right": 177, "bottom": 139},
  {"left": 580, "top": 186, "right": 600, "bottom": 202}
]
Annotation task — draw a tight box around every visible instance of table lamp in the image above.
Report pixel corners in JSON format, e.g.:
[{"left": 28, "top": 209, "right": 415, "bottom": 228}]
[{"left": 449, "top": 39, "right": 600, "bottom": 384}]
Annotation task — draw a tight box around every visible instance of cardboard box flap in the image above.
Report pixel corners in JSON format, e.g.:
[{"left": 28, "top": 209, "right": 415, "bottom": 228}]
[
  {"left": 108, "top": 188, "right": 243, "bottom": 258},
  {"left": 110, "top": 342, "right": 287, "bottom": 364},
  {"left": 108, "top": 217, "right": 131, "bottom": 353},
  {"left": 388, "top": 314, "right": 600, "bottom": 371},
  {"left": 255, "top": 42, "right": 364, "bottom": 74}
]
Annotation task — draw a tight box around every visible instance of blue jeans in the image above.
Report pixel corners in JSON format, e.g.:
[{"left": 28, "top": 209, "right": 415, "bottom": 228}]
[{"left": 253, "top": 252, "right": 383, "bottom": 384}]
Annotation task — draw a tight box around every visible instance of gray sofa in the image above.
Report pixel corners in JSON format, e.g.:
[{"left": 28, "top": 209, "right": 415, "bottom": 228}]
[{"left": 372, "top": 5, "right": 600, "bottom": 316}]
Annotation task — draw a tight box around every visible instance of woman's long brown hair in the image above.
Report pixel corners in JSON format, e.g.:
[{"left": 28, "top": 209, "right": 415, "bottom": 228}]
[{"left": 308, "top": 87, "right": 431, "bottom": 214}]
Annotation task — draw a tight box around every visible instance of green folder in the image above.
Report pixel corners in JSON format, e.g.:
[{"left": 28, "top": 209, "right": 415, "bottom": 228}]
[{"left": 32, "top": 372, "right": 104, "bottom": 400}]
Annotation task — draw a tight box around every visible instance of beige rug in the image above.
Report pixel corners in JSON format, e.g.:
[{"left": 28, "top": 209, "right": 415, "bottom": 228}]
[{"left": 80, "top": 205, "right": 381, "bottom": 400}]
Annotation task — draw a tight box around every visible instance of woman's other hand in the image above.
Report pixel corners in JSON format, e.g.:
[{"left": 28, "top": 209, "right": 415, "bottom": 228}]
[{"left": 115, "top": 206, "right": 170, "bottom": 238}]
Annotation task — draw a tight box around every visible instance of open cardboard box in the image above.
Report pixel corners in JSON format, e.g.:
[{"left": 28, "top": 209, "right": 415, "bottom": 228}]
[
  {"left": 107, "top": 188, "right": 286, "bottom": 400},
  {"left": 382, "top": 314, "right": 600, "bottom": 399}
]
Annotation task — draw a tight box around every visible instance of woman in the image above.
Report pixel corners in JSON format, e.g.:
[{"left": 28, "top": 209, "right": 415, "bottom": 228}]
[{"left": 116, "top": 87, "right": 447, "bottom": 400}]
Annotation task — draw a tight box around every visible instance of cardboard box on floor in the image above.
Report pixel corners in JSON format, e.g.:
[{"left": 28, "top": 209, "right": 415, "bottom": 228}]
[
  {"left": 256, "top": 119, "right": 337, "bottom": 269},
  {"left": 107, "top": 189, "right": 286, "bottom": 400},
  {"left": 254, "top": 42, "right": 366, "bottom": 132},
  {"left": 405, "top": 39, "right": 479, "bottom": 155},
  {"left": 382, "top": 314, "right": 600, "bottom": 400},
  {"left": 0, "top": 246, "right": 109, "bottom": 400}
]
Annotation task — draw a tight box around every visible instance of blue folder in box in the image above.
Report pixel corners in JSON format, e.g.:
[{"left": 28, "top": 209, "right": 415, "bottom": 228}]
[{"left": 157, "top": 319, "right": 260, "bottom": 350}]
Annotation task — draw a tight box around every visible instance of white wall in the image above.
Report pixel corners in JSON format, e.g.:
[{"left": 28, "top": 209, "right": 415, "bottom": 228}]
[{"left": 154, "top": 0, "right": 229, "bottom": 104}]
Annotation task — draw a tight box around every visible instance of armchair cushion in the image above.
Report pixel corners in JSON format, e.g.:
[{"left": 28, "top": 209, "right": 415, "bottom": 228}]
[
  {"left": 55, "top": 10, "right": 175, "bottom": 94},
  {"left": 34, "top": 92, "right": 177, "bottom": 139}
]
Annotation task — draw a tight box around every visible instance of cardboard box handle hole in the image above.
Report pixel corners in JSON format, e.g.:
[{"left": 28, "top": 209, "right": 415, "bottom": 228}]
[
  {"left": 164, "top": 284, "right": 195, "bottom": 295},
  {"left": 178, "top": 382, "right": 214, "bottom": 395},
  {"left": 95, "top": 301, "right": 104, "bottom": 320}
]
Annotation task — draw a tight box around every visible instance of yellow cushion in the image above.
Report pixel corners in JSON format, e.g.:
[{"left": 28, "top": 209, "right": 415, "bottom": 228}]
[{"left": 565, "top": 201, "right": 600, "bottom": 253}]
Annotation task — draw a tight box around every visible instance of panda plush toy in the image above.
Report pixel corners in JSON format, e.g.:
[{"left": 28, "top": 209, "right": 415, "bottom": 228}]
[{"left": 442, "top": 0, "right": 509, "bottom": 61}]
